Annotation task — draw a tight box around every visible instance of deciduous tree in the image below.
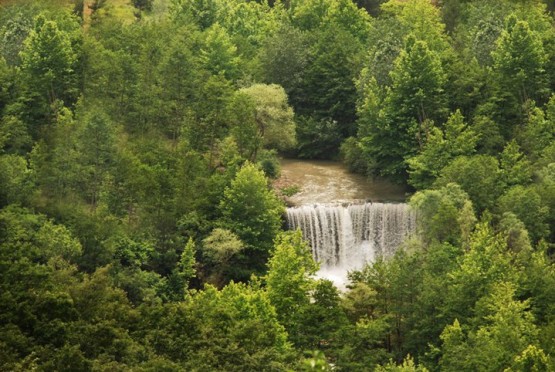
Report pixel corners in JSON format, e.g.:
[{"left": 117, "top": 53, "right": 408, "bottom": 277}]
[{"left": 218, "top": 162, "right": 284, "bottom": 278}]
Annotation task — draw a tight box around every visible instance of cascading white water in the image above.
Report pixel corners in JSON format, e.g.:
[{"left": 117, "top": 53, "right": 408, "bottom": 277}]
[{"left": 286, "top": 202, "right": 416, "bottom": 286}]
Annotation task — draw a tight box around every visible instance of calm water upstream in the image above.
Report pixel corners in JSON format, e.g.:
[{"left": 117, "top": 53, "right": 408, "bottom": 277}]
[{"left": 279, "top": 158, "right": 409, "bottom": 205}]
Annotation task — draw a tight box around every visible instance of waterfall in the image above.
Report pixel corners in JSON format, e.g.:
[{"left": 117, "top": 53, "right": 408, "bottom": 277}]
[{"left": 286, "top": 202, "right": 416, "bottom": 284}]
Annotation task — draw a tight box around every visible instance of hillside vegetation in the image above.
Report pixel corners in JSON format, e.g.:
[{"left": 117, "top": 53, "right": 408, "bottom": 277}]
[{"left": 0, "top": 0, "right": 554, "bottom": 370}]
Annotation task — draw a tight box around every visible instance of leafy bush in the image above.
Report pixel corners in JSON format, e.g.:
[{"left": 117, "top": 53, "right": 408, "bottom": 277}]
[{"left": 257, "top": 149, "right": 281, "bottom": 179}]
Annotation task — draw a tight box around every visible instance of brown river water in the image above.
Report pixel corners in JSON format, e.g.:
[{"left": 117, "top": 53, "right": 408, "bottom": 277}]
[{"left": 279, "top": 158, "right": 409, "bottom": 205}]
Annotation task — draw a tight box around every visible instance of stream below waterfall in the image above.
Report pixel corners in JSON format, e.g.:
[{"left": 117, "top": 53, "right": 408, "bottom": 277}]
[{"left": 279, "top": 159, "right": 415, "bottom": 288}]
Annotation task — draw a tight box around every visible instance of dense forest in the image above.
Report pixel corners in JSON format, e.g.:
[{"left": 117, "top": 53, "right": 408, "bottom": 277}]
[{"left": 0, "top": 0, "right": 554, "bottom": 370}]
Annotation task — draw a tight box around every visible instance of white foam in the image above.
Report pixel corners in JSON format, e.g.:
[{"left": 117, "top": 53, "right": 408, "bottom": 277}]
[{"left": 287, "top": 202, "right": 416, "bottom": 289}]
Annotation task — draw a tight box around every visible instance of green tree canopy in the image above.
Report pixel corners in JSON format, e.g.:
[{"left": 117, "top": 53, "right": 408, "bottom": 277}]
[
  {"left": 265, "top": 230, "right": 318, "bottom": 345},
  {"left": 20, "top": 15, "right": 79, "bottom": 115},
  {"left": 237, "top": 83, "right": 296, "bottom": 155},
  {"left": 407, "top": 110, "right": 478, "bottom": 190},
  {"left": 492, "top": 16, "right": 548, "bottom": 106},
  {"left": 218, "top": 162, "right": 284, "bottom": 278}
]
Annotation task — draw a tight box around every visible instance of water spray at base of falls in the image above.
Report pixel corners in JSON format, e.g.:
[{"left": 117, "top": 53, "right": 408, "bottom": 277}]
[{"left": 286, "top": 202, "right": 416, "bottom": 288}]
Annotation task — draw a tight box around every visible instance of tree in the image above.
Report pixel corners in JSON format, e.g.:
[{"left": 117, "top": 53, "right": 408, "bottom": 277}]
[
  {"left": 199, "top": 23, "right": 240, "bottom": 81},
  {"left": 0, "top": 115, "right": 31, "bottom": 155},
  {"left": 472, "top": 18, "right": 504, "bottom": 66},
  {"left": 217, "top": 1, "right": 277, "bottom": 57},
  {"left": 499, "top": 140, "right": 532, "bottom": 187},
  {"left": 410, "top": 183, "right": 476, "bottom": 245},
  {"left": 335, "top": 281, "right": 392, "bottom": 369},
  {"left": 509, "top": 345, "right": 551, "bottom": 372},
  {"left": 516, "top": 98, "right": 555, "bottom": 160},
  {"left": 81, "top": 29, "right": 139, "bottom": 125},
  {"left": 441, "top": 220, "right": 517, "bottom": 328},
  {"left": 298, "top": 279, "right": 348, "bottom": 351},
  {"left": 300, "top": 25, "right": 362, "bottom": 139},
  {"left": 170, "top": 0, "right": 222, "bottom": 30},
  {"left": 296, "top": 116, "right": 342, "bottom": 159},
  {"left": 178, "top": 238, "right": 196, "bottom": 288},
  {"left": 186, "top": 74, "right": 233, "bottom": 154},
  {"left": 218, "top": 162, "right": 284, "bottom": 278},
  {"left": 498, "top": 186, "right": 549, "bottom": 243},
  {"left": 387, "top": 36, "right": 446, "bottom": 142},
  {"left": 146, "top": 282, "right": 291, "bottom": 370},
  {"left": 362, "top": 35, "right": 402, "bottom": 89},
  {"left": 407, "top": 110, "right": 478, "bottom": 190},
  {"left": 68, "top": 266, "right": 144, "bottom": 365},
  {"left": 345, "top": 248, "right": 427, "bottom": 362},
  {"left": 34, "top": 106, "right": 81, "bottom": 200},
  {"left": 335, "top": 315, "right": 392, "bottom": 370},
  {"left": 440, "top": 282, "right": 543, "bottom": 371},
  {"left": 20, "top": 15, "right": 78, "bottom": 117},
  {"left": 228, "top": 92, "right": 260, "bottom": 160},
  {"left": 237, "top": 83, "right": 296, "bottom": 157},
  {"left": 133, "top": 0, "right": 153, "bottom": 11},
  {"left": 0, "top": 205, "right": 82, "bottom": 264},
  {"left": 492, "top": 16, "right": 548, "bottom": 127},
  {"left": 361, "top": 36, "right": 447, "bottom": 179},
  {"left": 158, "top": 27, "right": 200, "bottom": 140},
  {"left": 201, "top": 228, "right": 244, "bottom": 287},
  {"left": 0, "top": 58, "right": 14, "bottom": 116},
  {"left": 381, "top": 0, "right": 449, "bottom": 54},
  {"left": 468, "top": 112, "right": 504, "bottom": 155},
  {"left": 126, "top": 24, "right": 167, "bottom": 135},
  {"left": 265, "top": 230, "right": 318, "bottom": 344},
  {"left": 435, "top": 155, "right": 502, "bottom": 212},
  {"left": 401, "top": 241, "right": 463, "bottom": 362},
  {"left": 0, "top": 11, "right": 34, "bottom": 66},
  {"left": 0, "top": 154, "right": 34, "bottom": 207},
  {"left": 376, "top": 355, "right": 429, "bottom": 372},
  {"left": 290, "top": 0, "right": 371, "bottom": 42},
  {"left": 535, "top": 163, "right": 555, "bottom": 242},
  {"left": 258, "top": 23, "right": 311, "bottom": 106},
  {"left": 266, "top": 3, "right": 370, "bottom": 152},
  {"left": 498, "top": 212, "right": 532, "bottom": 254},
  {"left": 75, "top": 106, "right": 117, "bottom": 208},
  {"left": 438, "top": 319, "right": 470, "bottom": 372},
  {"left": 0, "top": 206, "right": 87, "bottom": 369},
  {"left": 164, "top": 236, "right": 197, "bottom": 300},
  {"left": 354, "top": 0, "right": 387, "bottom": 17}
]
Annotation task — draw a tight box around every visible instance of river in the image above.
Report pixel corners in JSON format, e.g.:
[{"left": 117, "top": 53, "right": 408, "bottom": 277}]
[{"left": 279, "top": 158, "right": 409, "bottom": 205}]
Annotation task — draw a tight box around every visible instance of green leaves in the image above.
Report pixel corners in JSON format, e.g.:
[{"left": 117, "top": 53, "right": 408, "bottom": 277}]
[
  {"left": 439, "top": 282, "right": 545, "bottom": 372},
  {"left": 266, "top": 230, "right": 318, "bottom": 320},
  {"left": 498, "top": 186, "right": 549, "bottom": 243},
  {"left": 407, "top": 110, "right": 478, "bottom": 190},
  {"left": 435, "top": 155, "right": 502, "bottom": 212},
  {"left": 200, "top": 24, "right": 241, "bottom": 80},
  {"left": 492, "top": 17, "right": 547, "bottom": 105},
  {"left": 20, "top": 15, "right": 79, "bottom": 109},
  {"left": 265, "top": 230, "right": 343, "bottom": 351},
  {"left": 218, "top": 162, "right": 284, "bottom": 278},
  {"left": 1, "top": 0, "right": 555, "bottom": 369},
  {"left": 146, "top": 281, "right": 291, "bottom": 370},
  {"left": 177, "top": 238, "right": 196, "bottom": 286},
  {"left": 237, "top": 83, "right": 296, "bottom": 153},
  {"left": 0, "top": 206, "right": 82, "bottom": 264},
  {"left": 410, "top": 183, "right": 475, "bottom": 245},
  {"left": 388, "top": 37, "right": 446, "bottom": 127},
  {"left": 357, "top": 34, "right": 447, "bottom": 180}
]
